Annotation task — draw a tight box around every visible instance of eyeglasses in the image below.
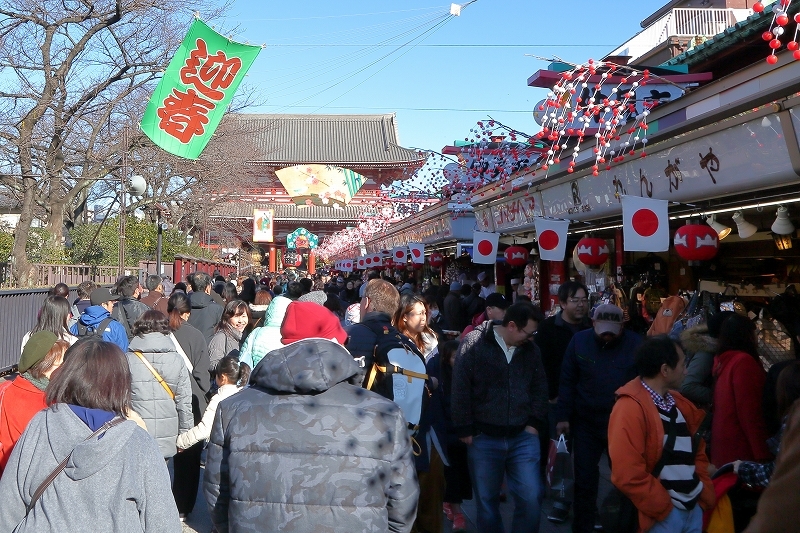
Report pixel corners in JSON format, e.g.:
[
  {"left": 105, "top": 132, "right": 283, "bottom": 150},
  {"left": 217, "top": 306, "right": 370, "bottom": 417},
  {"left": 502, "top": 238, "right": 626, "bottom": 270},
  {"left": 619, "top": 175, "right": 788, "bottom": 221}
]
[
  {"left": 568, "top": 298, "right": 589, "bottom": 305},
  {"left": 520, "top": 327, "right": 537, "bottom": 338}
]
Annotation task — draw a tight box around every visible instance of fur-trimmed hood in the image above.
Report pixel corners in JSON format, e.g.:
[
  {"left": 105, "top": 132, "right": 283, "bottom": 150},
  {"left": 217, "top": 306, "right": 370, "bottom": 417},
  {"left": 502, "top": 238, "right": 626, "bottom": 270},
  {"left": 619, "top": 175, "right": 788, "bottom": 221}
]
[{"left": 680, "top": 324, "right": 717, "bottom": 356}]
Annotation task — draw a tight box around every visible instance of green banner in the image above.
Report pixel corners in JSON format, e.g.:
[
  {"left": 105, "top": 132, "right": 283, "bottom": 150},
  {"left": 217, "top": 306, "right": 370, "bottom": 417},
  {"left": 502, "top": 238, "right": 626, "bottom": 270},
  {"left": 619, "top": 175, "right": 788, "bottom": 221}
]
[{"left": 140, "top": 19, "right": 261, "bottom": 160}]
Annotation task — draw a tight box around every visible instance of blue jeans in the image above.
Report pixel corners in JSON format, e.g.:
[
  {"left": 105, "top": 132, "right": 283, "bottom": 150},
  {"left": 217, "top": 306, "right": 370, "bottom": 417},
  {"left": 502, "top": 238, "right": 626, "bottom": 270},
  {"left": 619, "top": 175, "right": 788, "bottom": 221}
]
[
  {"left": 468, "top": 430, "right": 543, "bottom": 533},
  {"left": 648, "top": 505, "right": 703, "bottom": 533}
]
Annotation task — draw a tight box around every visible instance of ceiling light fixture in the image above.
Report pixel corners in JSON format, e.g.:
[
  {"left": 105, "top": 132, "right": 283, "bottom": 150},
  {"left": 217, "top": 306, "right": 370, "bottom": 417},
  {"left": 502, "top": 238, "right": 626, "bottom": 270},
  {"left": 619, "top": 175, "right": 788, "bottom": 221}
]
[
  {"left": 771, "top": 205, "right": 795, "bottom": 235},
  {"left": 732, "top": 211, "right": 758, "bottom": 239},
  {"left": 707, "top": 215, "right": 732, "bottom": 240}
]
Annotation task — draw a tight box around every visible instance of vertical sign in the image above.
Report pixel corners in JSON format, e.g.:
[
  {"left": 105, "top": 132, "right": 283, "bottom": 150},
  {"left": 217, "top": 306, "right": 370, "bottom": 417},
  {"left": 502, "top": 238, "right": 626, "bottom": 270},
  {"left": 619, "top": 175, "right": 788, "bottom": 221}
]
[{"left": 253, "top": 209, "right": 274, "bottom": 242}]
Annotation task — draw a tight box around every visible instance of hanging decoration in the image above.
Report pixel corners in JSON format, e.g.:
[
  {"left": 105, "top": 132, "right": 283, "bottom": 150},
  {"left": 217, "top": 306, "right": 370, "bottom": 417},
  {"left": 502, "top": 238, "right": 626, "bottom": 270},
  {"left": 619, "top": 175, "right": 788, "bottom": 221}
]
[
  {"left": 533, "top": 217, "right": 570, "bottom": 261},
  {"left": 575, "top": 237, "right": 610, "bottom": 267},
  {"left": 286, "top": 227, "right": 319, "bottom": 250},
  {"left": 504, "top": 245, "right": 529, "bottom": 267},
  {"left": 755, "top": 0, "right": 800, "bottom": 64},
  {"left": 674, "top": 223, "right": 719, "bottom": 262},
  {"left": 252, "top": 208, "right": 274, "bottom": 243},
  {"left": 408, "top": 242, "right": 425, "bottom": 264},
  {"left": 429, "top": 252, "right": 444, "bottom": 268},
  {"left": 282, "top": 250, "right": 302, "bottom": 268},
  {"left": 141, "top": 18, "right": 262, "bottom": 160},
  {"left": 275, "top": 165, "right": 365, "bottom": 207}
]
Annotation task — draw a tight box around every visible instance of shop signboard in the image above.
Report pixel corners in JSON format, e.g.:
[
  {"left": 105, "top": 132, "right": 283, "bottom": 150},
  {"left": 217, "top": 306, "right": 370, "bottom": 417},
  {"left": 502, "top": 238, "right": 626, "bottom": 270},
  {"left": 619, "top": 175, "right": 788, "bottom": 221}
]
[
  {"left": 539, "top": 112, "right": 798, "bottom": 221},
  {"left": 475, "top": 207, "right": 494, "bottom": 232},
  {"left": 490, "top": 196, "right": 541, "bottom": 231}
]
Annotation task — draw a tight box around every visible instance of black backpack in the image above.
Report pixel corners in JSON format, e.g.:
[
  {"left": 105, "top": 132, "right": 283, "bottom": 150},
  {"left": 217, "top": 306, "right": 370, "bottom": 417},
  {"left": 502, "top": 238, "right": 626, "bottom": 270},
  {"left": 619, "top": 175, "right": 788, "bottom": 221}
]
[
  {"left": 357, "top": 321, "right": 430, "bottom": 431},
  {"left": 76, "top": 317, "right": 113, "bottom": 338}
]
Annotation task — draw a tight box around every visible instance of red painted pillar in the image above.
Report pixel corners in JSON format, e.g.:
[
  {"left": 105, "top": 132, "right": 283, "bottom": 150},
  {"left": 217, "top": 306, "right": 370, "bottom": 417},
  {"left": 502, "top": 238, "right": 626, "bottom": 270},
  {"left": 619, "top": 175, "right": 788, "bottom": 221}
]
[{"left": 308, "top": 252, "right": 316, "bottom": 274}]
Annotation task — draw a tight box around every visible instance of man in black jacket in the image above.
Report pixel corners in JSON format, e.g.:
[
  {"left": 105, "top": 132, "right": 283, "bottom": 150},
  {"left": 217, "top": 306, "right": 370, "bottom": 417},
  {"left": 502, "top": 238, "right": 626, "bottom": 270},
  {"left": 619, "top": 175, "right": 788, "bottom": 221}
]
[
  {"left": 112, "top": 274, "right": 151, "bottom": 340},
  {"left": 451, "top": 302, "right": 549, "bottom": 533},
  {"left": 187, "top": 271, "right": 224, "bottom": 344},
  {"left": 534, "top": 281, "right": 592, "bottom": 524},
  {"left": 345, "top": 278, "right": 400, "bottom": 377}
]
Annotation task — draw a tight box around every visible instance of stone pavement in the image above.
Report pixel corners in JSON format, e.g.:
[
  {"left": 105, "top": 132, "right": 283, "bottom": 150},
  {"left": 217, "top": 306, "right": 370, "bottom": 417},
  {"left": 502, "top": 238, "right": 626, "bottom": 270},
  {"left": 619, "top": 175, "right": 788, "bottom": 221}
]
[{"left": 181, "top": 455, "right": 614, "bottom": 533}]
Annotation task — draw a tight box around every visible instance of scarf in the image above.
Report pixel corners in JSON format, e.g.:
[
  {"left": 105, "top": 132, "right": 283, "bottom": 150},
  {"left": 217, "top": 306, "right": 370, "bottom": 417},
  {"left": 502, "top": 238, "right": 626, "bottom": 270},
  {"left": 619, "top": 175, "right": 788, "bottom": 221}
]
[{"left": 22, "top": 371, "right": 49, "bottom": 392}]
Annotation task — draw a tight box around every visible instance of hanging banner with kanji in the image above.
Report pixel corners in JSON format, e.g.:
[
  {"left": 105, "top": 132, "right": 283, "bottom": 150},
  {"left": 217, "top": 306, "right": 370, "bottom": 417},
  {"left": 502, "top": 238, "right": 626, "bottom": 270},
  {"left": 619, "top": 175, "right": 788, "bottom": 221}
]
[
  {"left": 253, "top": 209, "right": 274, "bottom": 242},
  {"left": 140, "top": 18, "right": 262, "bottom": 159}
]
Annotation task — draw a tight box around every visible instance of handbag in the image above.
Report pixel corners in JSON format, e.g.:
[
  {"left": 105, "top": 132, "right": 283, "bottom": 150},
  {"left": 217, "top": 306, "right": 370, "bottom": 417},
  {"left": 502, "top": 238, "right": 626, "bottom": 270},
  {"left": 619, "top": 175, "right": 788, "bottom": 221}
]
[
  {"left": 546, "top": 434, "right": 574, "bottom": 500},
  {"left": 14, "top": 417, "right": 125, "bottom": 531},
  {"left": 133, "top": 350, "right": 175, "bottom": 400}
]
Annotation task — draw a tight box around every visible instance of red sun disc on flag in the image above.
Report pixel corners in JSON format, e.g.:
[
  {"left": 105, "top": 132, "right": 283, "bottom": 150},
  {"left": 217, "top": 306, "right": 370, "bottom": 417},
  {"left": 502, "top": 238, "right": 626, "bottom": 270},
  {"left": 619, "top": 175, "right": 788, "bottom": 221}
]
[
  {"left": 538, "top": 229, "right": 560, "bottom": 250},
  {"left": 477, "top": 239, "right": 494, "bottom": 255},
  {"left": 365, "top": 257, "right": 372, "bottom": 264},
  {"left": 411, "top": 248, "right": 422, "bottom": 258},
  {"left": 632, "top": 209, "right": 659, "bottom": 237},
  {"left": 395, "top": 250, "right": 404, "bottom": 260}
]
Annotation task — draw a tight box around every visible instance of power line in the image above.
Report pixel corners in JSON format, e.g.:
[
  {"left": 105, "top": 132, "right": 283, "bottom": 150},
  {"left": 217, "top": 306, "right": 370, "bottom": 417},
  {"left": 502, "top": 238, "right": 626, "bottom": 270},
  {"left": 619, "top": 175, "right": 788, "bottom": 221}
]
[
  {"left": 256, "top": 105, "right": 532, "bottom": 113},
  {"left": 223, "top": 6, "right": 449, "bottom": 22},
  {"left": 263, "top": 43, "right": 614, "bottom": 47}
]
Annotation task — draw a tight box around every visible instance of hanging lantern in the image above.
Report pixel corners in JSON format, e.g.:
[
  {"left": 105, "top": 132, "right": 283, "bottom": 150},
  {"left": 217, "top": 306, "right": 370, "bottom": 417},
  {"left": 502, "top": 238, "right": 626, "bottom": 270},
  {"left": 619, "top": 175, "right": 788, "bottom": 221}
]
[
  {"left": 576, "top": 237, "right": 610, "bottom": 266},
  {"left": 385, "top": 256, "right": 394, "bottom": 268},
  {"left": 674, "top": 223, "right": 719, "bottom": 261},
  {"left": 429, "top": 252, "right": 444, "bottom": 268},
  {"left": 504, "top": 245, "right": 529, "bottom": 267},
  {"left": 282, "top": 251, "right": 302, "bottom": 268}
]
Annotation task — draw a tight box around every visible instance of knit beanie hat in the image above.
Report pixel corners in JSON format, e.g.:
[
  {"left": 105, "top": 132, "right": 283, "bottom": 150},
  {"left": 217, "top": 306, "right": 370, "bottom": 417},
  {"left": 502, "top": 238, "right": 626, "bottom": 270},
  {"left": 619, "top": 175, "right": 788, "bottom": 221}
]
[
  {"left": 19, "top": 331, "right": 59, "bottom": 373},
  {"left": 298, "top": 290, "right": 328, "bottom": 306},
  {"left": 281, "top": 301, "right": 348, "bottom": 345}
]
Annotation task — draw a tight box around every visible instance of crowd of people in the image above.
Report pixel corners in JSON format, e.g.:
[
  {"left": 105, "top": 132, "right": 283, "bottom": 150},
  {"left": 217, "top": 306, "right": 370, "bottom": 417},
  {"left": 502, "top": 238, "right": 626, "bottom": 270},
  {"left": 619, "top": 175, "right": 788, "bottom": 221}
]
[{"left": 0, "top": 269, "right": 798, "bottom": 533}]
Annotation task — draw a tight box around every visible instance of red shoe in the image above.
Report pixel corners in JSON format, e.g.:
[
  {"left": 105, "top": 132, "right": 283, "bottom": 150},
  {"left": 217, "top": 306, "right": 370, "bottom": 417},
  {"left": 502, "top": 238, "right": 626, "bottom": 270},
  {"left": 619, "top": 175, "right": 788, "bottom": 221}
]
[
  {"left": 443, "top": 502, "right": 454, "bottom": 521},
  {"left": 453, "top": 512, "right": 467, "bottom": 532}
]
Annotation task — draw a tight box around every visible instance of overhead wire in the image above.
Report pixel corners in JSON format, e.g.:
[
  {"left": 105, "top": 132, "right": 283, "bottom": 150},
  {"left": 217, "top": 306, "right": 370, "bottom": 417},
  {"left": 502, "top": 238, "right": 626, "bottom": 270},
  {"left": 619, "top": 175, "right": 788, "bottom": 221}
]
[
  {"left": 275, "top": 13, "right": 455, "bottom": 113},
  {"left": 224, "top": 5, "right": 449, "bottom": 22}
]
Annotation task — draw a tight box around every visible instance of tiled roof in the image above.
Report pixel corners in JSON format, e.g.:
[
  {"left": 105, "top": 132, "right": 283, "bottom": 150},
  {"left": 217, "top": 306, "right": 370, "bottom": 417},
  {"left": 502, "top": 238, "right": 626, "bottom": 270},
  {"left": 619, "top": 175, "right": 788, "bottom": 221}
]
[
  {"left": 209, "top": 202, "right": 371, "bottom": 220},
  {"left": 231, "top": 113, "right": 426, "bottom": 166},
  {"left": 663, "top": 7, "right": 795, "bottom": 68}
]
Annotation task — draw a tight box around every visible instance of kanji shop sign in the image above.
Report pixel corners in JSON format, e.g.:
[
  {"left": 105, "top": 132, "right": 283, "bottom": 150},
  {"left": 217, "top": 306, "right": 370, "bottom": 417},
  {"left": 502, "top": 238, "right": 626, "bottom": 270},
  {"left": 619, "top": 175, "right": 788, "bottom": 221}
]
[{"left": 140, "top": 19, "right": 261, "bottom": 159}]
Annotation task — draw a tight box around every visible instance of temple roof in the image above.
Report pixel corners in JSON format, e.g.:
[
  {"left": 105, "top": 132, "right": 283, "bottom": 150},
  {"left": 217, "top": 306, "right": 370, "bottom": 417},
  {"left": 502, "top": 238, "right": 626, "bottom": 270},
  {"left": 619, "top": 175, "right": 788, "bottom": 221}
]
[
  {"left": 209, "top": 201, "right": 372, "bottom": 221},
  {"left": 231, "top": 113, "right": 427, "bottom": 167}
]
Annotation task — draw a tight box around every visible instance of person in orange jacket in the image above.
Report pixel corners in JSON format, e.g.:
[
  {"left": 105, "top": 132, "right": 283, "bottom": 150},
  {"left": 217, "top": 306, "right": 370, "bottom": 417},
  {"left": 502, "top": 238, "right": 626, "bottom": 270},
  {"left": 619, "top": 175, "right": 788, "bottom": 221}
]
[{"left": 608, "top": 335, "right": 715, "bottom": 533}]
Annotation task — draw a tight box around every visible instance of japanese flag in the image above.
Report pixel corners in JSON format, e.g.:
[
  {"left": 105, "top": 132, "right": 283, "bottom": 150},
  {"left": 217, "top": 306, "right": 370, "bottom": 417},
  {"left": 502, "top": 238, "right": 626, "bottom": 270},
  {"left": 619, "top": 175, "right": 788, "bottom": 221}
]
[
  {"left": 622, "top": 196, "right": 669, "bottom": 252},
  {"left": 371, "top": 253, "right": 383, "bottom": 267},
  {"left": 357, "top": 256, "right": 366, "bottom": 270},
  {"left": 533, "top": 217, "right": 570, "bottom": 261},
  {"left": 472, "top": 231, "right": 499, "bottom": 264},
  {"left": 391, "top": 246, "right": 407, "bottom": 264},
  {"left": 341, "top": 259, "right": 353, "bottom": 273},
  {"left": 408, "top": 242, "right": 425, "bottom": 264}
]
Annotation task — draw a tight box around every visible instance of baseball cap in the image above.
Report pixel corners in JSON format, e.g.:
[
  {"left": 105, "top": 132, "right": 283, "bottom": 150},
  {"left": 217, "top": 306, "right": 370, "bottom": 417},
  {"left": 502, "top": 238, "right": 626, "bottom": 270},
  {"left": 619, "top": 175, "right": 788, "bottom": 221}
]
[
  {"left": 485, "top": 293, "right": 509, "bottom": 310},
  {"left": 592, "top": 303, "right": 624, "bottom": 336},
  {"left": 90, "top": 288, "right": 120, "bottom": 306},
  {"left": 450, "top": 281, "right": 462, "bottom": 291}
]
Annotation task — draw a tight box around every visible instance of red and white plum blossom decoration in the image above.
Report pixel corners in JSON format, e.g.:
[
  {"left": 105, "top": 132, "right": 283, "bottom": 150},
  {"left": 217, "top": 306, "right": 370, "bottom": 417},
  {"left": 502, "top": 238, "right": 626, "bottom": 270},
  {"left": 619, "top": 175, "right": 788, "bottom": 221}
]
[
  {"left": 535, "top": 61, "right": 654, "bottom": 177},
  {"left": 756, "top": 0, "right": 800, "bottom": 64}
]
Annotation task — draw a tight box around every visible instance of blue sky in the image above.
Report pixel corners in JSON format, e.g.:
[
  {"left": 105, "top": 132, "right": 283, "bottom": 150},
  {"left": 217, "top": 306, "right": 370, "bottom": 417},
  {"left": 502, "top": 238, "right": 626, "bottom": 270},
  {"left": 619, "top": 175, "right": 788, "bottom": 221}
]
[{"left": 219, "top": 1, "right": 669, "bottom": 154}]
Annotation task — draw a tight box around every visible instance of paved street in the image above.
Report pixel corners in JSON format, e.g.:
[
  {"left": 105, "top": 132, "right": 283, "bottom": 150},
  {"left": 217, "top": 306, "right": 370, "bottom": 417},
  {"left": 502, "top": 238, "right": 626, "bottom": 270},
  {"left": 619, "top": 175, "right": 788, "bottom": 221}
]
[{"left": 180, "top": 455, "right": 614, "bottom": 533}]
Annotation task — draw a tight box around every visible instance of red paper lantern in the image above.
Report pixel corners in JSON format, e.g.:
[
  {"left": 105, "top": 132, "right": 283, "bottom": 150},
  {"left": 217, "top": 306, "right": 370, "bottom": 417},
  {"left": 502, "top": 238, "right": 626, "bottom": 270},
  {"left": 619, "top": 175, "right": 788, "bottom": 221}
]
[
  {"left": 504, "top": 245, "right": 529, "bottom": 267},
  {"left": 576, "top": 237, "right": 610, "bottom": 266},
  {"left": 429, "top": 252, "right": 444, "bottom": 268},
  {"left": 674, "top": 224, "right": 719, "bottom": 261},
  {"left": 282, "top": 251, "right": 302, "bottom": 268}
]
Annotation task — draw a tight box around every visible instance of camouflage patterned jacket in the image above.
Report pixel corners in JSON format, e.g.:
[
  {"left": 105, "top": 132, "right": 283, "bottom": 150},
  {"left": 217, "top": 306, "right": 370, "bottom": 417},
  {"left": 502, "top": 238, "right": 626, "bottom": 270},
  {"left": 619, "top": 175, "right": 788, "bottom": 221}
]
[{"left": 204, "top": 338, "right": 419, "bottom": 533}]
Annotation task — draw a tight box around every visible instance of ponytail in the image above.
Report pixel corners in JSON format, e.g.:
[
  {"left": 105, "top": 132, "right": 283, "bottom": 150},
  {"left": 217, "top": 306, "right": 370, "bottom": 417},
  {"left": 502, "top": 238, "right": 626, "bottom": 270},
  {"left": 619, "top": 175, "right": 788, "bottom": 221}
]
[{"left": 217, "top": 356, "right": 251, "bottom": 387}]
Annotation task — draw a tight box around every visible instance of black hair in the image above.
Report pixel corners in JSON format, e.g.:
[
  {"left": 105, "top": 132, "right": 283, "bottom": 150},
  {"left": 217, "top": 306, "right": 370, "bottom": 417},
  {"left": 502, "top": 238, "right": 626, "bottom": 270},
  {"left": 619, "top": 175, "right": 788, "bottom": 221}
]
[
  {"left": 217, "top": 355, "right": 251, "bottom": 387},
  {"left": 502, "top": 302, "right": 545, "bottom": 329},
  {"left": 636, "top": 334, "right": 681, "bottom": 378},
  {"left": 167, "top": 291, "right": 191, "bottom": 331},
  {"left": 32, "top": 296, "right": 72, "bottom": 337},
  {"left": 285, "top": 281, "right": 303, "bottom": 300},
  {"left": 221, "top": 282, "right": 238, "bottom": 302},
  {"left": 190, "top": 272, "right": 212, "bottom": 292},
  {"left": 440, "top": 339, "right": 460, "bottom": 367},
  {"left": 49, "top": 282, "right": 70, "bottom": 298},
  {"left": 145, "top": 274, "right": 162, "bottom": 291},
  {"left": 133, "top": 310, "right": 171, "bottom": 336},
  {"left": 299, "top": 278, "right": 313, "bottom": 294},
  {"left": 117, "top": 275, "right": 140, "bottom": 298},
  {"left": 716, "top": 314, "right": 758, "bottom": 360},
  {"left": 558, "top": 281, "right": 589, "bottom": 303},
  {"left": 239, "top": 278, "right": 257, "bottom": 304}
]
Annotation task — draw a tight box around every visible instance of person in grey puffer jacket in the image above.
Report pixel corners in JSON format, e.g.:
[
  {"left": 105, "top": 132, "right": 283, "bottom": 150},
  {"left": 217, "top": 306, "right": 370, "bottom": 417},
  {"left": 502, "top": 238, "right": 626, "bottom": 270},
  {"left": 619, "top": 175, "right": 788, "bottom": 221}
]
[
  {"left": 127, "top": 310, "right": 193, "bottom": 458},
  {"left": 0, "top": 339, "right": 180, "bottom": 533},
  {"left": 204, "top": 305, "right": 419, "bottom": 533}
]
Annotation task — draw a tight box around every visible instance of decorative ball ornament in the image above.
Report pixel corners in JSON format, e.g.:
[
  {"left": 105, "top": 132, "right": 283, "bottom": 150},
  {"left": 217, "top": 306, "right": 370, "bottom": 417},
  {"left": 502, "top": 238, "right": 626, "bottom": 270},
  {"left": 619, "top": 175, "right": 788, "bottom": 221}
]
[
  {"left": 429, "top": 252, "right": 444, "bottom": 268},
  {"left": 575, "top": 237, "right": 610, "bottom": 266},
  {"left": 674, "top": 224, "right": 719, "bottom": 262},
  {"left": 761, "top": 0, "right": 799, "bottom": 62},
  {"left": 504, "top": 245, "right": 529, "bottom": 267}
]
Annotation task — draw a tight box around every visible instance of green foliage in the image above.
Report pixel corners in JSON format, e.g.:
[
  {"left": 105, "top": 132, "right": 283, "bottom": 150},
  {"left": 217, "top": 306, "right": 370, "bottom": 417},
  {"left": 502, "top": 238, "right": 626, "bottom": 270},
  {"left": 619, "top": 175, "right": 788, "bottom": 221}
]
[
  {"left": 68, "top": 216, "right": 212, "bottom": 266},
  {"left": 0, "top": 229, "right": 12, "bottom": 261}
]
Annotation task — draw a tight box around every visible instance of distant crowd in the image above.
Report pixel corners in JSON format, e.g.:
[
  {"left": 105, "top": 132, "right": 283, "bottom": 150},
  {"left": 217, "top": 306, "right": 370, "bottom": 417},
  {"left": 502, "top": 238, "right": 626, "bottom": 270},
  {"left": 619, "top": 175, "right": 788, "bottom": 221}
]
[{"left": 0, "top": 270, "right": 798, "bottom": 533}]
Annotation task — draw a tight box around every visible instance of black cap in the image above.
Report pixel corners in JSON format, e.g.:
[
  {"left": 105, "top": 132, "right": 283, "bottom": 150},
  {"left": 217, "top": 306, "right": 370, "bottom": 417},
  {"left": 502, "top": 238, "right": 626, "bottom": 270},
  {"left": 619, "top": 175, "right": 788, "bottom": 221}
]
[
  {"left": 485, "top": 293, "right": 510, "bottom": 310},
  {"left": 90, "top": 288, "right": 119, "bottom": 306}
]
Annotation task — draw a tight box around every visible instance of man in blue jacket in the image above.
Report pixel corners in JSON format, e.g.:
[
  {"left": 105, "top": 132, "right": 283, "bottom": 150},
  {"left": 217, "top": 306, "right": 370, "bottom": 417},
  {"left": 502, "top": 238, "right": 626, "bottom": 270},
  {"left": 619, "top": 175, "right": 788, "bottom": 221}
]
[
  {"left": 69, "top": 288, "right": 129, "bottom": 352},
  {"left": 555, "top": 303, "right": 642, "bottom": 533}
]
